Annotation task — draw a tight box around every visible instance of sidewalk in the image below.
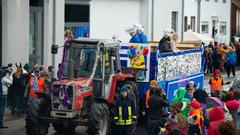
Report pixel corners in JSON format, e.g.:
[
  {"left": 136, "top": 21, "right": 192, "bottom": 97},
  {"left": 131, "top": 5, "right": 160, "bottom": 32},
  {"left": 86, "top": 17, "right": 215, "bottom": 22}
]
[{"left": 4, "top": 108, "right": 24, "bottom": 122}]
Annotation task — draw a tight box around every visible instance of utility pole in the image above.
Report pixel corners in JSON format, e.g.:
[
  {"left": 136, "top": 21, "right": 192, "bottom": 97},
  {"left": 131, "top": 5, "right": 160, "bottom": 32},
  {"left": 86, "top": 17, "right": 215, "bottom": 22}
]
[
  {"left": 181, "top": 0, "right": 185, "bottom": 42},
  {"left": 197, "top": 0, "right": 201, "bottom": 33}
]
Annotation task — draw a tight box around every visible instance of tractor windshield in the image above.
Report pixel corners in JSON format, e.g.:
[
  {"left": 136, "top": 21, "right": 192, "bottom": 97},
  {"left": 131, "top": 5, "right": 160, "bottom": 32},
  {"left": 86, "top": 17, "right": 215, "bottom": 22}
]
[{"left": 62, "top": 45, "right": 97, "bottom": 79}]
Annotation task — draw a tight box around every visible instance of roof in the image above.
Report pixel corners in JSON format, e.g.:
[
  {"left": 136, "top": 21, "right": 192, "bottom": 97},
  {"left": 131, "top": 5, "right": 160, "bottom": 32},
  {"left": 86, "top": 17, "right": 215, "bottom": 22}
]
[
  {"left": 67, "top": 38, "right": 120, "bottom": 48},
  {"left": 184, "top": 30, "right": 214, "bottom": 44}
]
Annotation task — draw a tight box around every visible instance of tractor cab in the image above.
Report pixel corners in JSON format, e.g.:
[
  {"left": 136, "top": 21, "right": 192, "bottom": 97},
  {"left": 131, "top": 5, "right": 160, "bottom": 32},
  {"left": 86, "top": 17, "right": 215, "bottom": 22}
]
[{"left": 58, "top": 39, "right": 121, "bottom": 100}]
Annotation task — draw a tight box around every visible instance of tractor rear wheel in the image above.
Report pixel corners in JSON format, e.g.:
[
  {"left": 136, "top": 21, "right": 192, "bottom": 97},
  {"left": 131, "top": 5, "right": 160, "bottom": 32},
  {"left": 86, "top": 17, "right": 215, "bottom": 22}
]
[
  {"left": 25, "top": 97, "right": 51, "bottom": 135},
  {"left": 87, "top": 103, "right": 109, "bottom": 135},
  {"left": 52, "top": 123, "right": 76, "bottom": 133}
]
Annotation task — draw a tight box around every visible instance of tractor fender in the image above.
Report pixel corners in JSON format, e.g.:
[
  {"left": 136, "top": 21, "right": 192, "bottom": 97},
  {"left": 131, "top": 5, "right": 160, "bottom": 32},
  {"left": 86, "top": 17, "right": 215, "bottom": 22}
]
[{"left": 108, "top": 73, "right": 136, "bottom": 104}]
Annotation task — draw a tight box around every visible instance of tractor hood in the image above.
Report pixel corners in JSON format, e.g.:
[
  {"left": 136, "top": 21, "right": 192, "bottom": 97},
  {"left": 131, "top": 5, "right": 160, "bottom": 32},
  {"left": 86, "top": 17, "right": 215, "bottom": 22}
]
[{"left": 53, "top": 77, "right": 90, "bottom": 87}]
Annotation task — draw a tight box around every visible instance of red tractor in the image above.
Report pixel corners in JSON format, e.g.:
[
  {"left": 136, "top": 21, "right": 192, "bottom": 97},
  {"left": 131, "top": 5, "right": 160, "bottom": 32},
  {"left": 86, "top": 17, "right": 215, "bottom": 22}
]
[{"left": 25, "top": 39, "right": 139, "bottom": 135}]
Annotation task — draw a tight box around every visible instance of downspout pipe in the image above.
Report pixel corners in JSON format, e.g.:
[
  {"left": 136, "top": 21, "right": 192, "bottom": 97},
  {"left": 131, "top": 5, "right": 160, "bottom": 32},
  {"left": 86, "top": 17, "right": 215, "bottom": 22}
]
[
  {"left": 181, "top": 0, "right": 185, "bottom": 42},
  {"left": 151, "top": 0, "right": 154, "bottom": 41},
  {"left": 52, "top": 0, "right": 58, "bottom": 77},
  {"left": 197, "top": 0, "right": 201, "bottom": 33}
]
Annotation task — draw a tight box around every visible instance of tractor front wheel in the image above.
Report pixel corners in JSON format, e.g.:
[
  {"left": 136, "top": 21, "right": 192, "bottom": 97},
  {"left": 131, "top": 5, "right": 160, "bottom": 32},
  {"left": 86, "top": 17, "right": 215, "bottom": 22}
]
[
  {"left": 87, "top": 103, "right": 109, "bottom": 135},
  {"left": 25, "top": 97, "right": 50, "bottom": 135}
]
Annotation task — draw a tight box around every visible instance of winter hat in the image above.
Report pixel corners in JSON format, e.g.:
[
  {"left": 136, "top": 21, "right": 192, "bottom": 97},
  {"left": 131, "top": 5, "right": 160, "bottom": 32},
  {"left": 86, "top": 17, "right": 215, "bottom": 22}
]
[
  {"left": 188, "top": 100, "right": 202, "bottom": 109},
  {"left": 23, "top": 63, "right": 31, "bottom": 70},
  {"left": 133, "top": 23, "right": 144, "bottom": 31},
  {"left": 168, "top": 114, "right": 178, "bottom": 123},
  {"left": 125, "top": 26, "right": 136, "bottom": 34},
  {"left": 34, "top": 67, "right": 41, "bottom": 72},
  {"left": 188, "top": 115, "right": 198, "bottom": 125},
  {"left": 120, "top": 85, "right": 129, "bottom": 93},
  {"left": 214, "top": 69, "right": 221, "bottom": 75},
  {"left": 150, "top": 80, "right": 157, "bottom": 87},
  {"left": 226, "top": 100, "right": 240, "bottom": 110}
]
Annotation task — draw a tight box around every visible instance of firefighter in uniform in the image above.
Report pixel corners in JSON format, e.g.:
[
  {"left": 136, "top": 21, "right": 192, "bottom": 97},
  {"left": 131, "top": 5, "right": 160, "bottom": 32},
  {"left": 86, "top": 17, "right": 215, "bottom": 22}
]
[
  {"left": 24, "top": 67, "right": 47, "bottom": 97},
  {"left": 114, "top": 86, "right": 137, "bottom": 135},
  {"left": 209, "top": 69, "right": 224, "bottom": 97}
]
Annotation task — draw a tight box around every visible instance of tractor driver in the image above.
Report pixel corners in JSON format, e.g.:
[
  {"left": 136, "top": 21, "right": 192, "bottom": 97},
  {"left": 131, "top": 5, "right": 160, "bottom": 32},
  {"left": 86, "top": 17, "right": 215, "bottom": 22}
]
[{"left": 114, "top": 86, "right": 137, "bottom": 135}]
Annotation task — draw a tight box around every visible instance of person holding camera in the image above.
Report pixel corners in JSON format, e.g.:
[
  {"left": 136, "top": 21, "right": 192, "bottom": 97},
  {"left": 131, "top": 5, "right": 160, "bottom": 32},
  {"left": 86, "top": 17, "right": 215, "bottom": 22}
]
[{"left": 0, "top": 68, "right": 13, "bottom": 128}]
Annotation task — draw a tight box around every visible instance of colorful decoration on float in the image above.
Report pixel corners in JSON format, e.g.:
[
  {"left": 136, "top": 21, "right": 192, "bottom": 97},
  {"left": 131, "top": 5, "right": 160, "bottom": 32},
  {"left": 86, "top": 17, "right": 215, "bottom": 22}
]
[
  {"left": 127, "top": 44, "right": 149, "bottom": 80},
  {"left": 157, "top": 50, "right": 202, "bottom": 82}
]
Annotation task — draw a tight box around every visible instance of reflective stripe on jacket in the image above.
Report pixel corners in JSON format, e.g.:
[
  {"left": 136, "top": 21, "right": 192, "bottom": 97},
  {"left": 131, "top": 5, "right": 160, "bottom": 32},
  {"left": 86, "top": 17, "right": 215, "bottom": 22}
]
[
  {"left": 114, "top": 97, "right": 137, "bottom": 125},
  {"left": 29, "top": 76, "right": 45, "bottom": 97}
]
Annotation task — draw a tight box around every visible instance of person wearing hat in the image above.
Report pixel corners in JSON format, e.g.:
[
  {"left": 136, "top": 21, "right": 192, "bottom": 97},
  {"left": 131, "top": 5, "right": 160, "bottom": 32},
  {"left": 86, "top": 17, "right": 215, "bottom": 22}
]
[
  {"left": 209, "top": 69, "right": 225, "bottom": 97},
  {"left": 24, "top": 67, "right": 47, "bottom": 98},
  {"left": 188, "top": 100, "right": 204, "bottom": 135},
  {"left": 125, "top": 26, "right": 141, "bottom": 43},
  {"left": 114, "top": 85, "right": 137, "bottom": 135},
  {"left": 133, "top": 23, "right": 148, "bottom": 43},
  {"left": 158, "top": 30, "right": 173, "bottom": 53}
]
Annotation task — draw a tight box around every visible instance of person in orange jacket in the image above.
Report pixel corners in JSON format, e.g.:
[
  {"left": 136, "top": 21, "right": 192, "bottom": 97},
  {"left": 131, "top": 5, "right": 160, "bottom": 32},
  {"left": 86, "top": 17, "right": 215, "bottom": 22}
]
[
  {"left": 188, "top": 100, "right": 204, "bottom": 135},
  {"left": 24, "top": 67, "right": 48, "bottom": 98},
  {"left": 209, "top": 69, "right": 224, "bottom": 97},
  {"left": 144, "top": 80, "right": 158, "bottom": 113},
  {"left": 142, "top": 80, "right": 157, "bottom": 133}
]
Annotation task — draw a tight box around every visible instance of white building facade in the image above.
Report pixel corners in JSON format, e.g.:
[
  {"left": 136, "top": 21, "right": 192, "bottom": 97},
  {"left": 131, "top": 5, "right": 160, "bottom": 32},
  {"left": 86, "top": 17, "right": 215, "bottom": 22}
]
[
  {"left": 1, "top": 0, "right": 64, "bottom": 68},
  {"left": 184, "top": 0, "right": 231, "bottom": 44},
  {"left": 200, "top": 0, "right": 231, "bottom": 44},
  {"left": 1, "top": 0, "right": 238, "bottom": 68}
]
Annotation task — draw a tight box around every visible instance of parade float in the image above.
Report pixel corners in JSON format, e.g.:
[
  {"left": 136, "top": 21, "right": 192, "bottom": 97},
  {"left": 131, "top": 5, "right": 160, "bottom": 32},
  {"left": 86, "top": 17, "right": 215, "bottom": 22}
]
[{"left": 119, "top": 40, "right": 205, "bottom": 102}]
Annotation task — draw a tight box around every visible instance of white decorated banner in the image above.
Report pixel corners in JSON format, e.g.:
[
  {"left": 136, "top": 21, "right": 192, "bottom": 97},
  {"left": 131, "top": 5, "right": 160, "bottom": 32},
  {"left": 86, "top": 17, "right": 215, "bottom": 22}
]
[{"left": 157, "top": 50, "right": 202, "bottom": 82}]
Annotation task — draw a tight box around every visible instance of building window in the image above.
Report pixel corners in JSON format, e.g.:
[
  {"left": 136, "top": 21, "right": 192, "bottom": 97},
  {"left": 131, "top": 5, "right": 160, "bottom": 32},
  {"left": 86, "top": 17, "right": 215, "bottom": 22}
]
[
  {"left": 191, "top": 16, "right": 196, "bottom": 32},
  {"left": 171, "top": 12, "right": 178, "bottom": 32},
  {"left": 220, "top": 21, "right": 227, "bottom": 35},
  {"left": 215, "top": 0, "right": 218, "bottom": 2},
  {"left": 201, "top": 21, "right": 209, "bottom": 34},
  {"left": 206, "top": 0, "right": 209, "bottom": 1},
  {"left": 29, "top": 0, "right": 44, "bottom": 65},
  {"left": 184, "top": 17, "right": 188, "bottom": 32},
  {"left": 223, "top": 0, "right": 226, "bottom": 3}
]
